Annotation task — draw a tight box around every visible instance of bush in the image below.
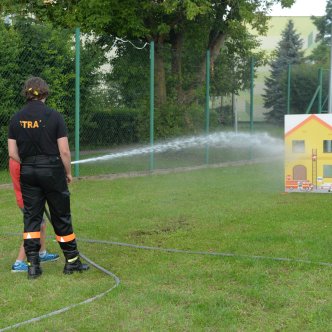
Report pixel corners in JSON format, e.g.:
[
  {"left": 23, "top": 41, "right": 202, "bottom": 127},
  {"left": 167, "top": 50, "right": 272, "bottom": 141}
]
[
  {"left": 136, "top": 103, "right": 218, "bottom": 141},
  {"left": 80, "top": 108, "right": 140, "bottom": 147},
  {"left": 0, "top": 110, "right": 12, "bottom": 168}
]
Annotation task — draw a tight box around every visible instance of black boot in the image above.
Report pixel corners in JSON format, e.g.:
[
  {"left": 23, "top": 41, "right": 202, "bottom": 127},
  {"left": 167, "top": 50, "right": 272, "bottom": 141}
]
[
  {"left": 27, "top": 252, "right": 42, "bottom": 279},
  {"left": 63, "top": 256, "right": 89, "bottom": 275}
]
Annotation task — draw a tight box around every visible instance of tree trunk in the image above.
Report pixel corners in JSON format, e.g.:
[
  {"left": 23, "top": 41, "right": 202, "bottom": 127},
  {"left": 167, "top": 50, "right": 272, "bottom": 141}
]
[
  {"left": 170, "top": 31, "right": 184, "bottom": 102},
  {"left": 155, "top": 40, "right": 167, "bottom": 107},
  {"left": 201, "top": 32, "right": 226, "bottom": 83},
  {"left": 183, "top": 32, "right": 226, "bottom": 104}
]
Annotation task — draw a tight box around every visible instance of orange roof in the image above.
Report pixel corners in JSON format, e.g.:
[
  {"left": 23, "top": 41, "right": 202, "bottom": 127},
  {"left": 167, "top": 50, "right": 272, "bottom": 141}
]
[{"left": 285, "top": 114, "right": 332, "bottom": 137}]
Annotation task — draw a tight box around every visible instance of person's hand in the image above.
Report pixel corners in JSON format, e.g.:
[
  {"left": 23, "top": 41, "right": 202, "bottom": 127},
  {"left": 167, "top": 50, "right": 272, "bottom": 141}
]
[{"left": 66, "top": 174, "right": 73, "bottom": 184}]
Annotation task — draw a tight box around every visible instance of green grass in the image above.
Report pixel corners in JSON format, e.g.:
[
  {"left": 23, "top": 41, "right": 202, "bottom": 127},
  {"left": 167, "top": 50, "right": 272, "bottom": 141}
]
[
  {"left": 0, "top": 169, "right": 10, "bottom": 184},
  {"left": 1, "top": 160, "right": 332, "bottom": 331}
]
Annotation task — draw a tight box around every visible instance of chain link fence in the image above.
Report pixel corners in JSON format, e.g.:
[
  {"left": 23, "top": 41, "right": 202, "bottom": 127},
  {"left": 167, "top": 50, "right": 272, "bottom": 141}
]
[
  {"left": 0, "top": 20, "right": 77, "bottom": 183},
  {"left": 1, "top": 18, "right": 329, "bottom": 183}
]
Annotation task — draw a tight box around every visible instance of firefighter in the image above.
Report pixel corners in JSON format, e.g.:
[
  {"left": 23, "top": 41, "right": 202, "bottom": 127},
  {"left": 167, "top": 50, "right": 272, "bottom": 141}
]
[{"left": 7, "top": 76, "right": 89, "bottom": 279}]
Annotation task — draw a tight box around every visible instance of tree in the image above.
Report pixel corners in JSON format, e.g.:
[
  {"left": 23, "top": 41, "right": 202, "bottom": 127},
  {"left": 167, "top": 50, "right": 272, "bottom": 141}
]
[
  {"left": 0, "top": 19, "right": 22, "bottom": 167},
  {"left": 291, "top": 64, "right": 329, "bottom": 114},
  {"left": 0, "top": 16, "right": 108, "bottom": 167},
  {"left": 290, "top": 0, "right": 332, "bottom": 114},
  {"left": 265, "top": 1, "right": 332, "bottom": 119},
  {"left": 309, "top": 0, "right": 332, "bottom": 66},
  {"left": 263, "top": 20, "right": 304, "bottom": 124},
  {"left": 1, "top": 0, "right": 295, "bottom": 107}
]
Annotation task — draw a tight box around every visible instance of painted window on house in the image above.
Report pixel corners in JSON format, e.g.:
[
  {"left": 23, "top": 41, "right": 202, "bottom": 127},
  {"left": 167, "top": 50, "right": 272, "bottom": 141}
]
[
  {"left": 292, "top": 140, "right": 305, "bottom": 153},
  {"left": 323, "top": 140, "right": 332, "bottom": 153},
  {"left": 323, "top": 165, "right": 332, "bottom": 177}
]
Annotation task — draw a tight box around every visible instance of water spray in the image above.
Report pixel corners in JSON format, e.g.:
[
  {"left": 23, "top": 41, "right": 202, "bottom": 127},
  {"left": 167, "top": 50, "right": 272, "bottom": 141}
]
[{"left": 71, "top": 132, "right": 284, "bottom": 165}]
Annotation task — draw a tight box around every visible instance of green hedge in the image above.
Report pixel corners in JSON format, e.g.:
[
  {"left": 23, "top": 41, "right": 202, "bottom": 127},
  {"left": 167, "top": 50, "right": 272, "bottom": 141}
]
[{"left": 80, "top": 108, "right": 140, "bottom": 147}]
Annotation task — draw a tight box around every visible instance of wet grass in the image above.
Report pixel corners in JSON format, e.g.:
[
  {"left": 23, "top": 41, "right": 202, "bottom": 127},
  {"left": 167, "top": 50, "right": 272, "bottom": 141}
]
[{"left": 1, "top": 160, "right": 332, "bottom": 331}]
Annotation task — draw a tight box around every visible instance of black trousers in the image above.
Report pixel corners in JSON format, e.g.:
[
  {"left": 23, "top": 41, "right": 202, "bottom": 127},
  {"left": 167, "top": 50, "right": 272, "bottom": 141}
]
[{"left": 20, "top": 155, "right": 79, "bottom": 260}]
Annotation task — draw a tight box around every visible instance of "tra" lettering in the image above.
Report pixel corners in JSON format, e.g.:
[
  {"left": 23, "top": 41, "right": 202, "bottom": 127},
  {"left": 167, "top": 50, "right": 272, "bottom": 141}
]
[{"left": 20, "top": 120, "right": 40, "bottom": 128}]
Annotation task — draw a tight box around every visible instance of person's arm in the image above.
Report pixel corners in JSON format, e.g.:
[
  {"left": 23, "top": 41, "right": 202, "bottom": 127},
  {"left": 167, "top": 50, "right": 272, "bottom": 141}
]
[
  {"left": 9, "top": 158, "right": 24, "bottom": 209},
  {"left": 57, "top": 137, "right": 72, "bottom": 183},
  {"left": 8, "top": 139, "right": 20, "bottom": 163}
]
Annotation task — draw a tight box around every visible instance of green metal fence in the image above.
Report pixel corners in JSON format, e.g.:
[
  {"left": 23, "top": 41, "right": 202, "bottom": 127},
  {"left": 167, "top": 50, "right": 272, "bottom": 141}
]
[
  {"left": 0, "top": 20, "right": 328, "bottom": 183},
  {"left": 0, "top": 21, "right": 77, "bottom": 182}
]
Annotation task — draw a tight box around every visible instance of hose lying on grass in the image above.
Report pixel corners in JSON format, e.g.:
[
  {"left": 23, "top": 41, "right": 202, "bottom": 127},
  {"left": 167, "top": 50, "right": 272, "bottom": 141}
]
[{"left": 2, "top": 233, "right": 332, "bottom": 331}]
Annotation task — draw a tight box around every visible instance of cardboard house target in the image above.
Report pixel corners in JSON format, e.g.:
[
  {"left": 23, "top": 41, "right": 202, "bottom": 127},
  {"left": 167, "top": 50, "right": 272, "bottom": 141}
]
[{"left": 285, "top": 114, "right": 332, "bottom": 192}]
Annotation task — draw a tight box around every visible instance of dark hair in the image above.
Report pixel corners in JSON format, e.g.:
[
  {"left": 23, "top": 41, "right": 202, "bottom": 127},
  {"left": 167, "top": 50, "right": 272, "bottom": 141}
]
[{"left": 22, "top": 77, "right": 49, "bottom": 101}]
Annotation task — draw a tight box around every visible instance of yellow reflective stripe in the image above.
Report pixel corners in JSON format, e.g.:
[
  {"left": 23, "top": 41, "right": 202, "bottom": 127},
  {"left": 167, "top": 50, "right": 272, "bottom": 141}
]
[
  {"left": 56, "top": 233, "right": 76, "bottom": 243},
  {"left": 23, "top": 232, "right": 41, "bottom": 239},
  {"left": 67, "top": 256, "right": 79, "bottom": 263}
]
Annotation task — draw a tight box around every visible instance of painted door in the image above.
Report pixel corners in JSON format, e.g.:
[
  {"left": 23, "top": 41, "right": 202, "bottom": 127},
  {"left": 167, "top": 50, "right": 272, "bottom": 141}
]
[{"left": 293, "top": 165, "right": 307, "bottom": 180}]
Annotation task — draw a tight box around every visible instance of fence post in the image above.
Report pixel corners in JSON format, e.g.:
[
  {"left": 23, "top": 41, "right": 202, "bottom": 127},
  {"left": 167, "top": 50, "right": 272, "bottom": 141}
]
[
  {"left": 329, "top": 23, "right": 332, "bottom": 113},
  {"left": 74, "top": 27, "right": 80, "bottom": 177},
  {"left": 318, "top": 68, "right": 323, "bottom": 113},
  {"left": 205, "top": 49, "right": 210, "bottom": 164},
  {"left": 250, "top": 57, "right": 254, "bottom": 133},
  {"left": 287, "top": 63, "right": 291, "bottom": 114},
  {"left": 149, "top": 41, "right": 155, "bottom": 171}
]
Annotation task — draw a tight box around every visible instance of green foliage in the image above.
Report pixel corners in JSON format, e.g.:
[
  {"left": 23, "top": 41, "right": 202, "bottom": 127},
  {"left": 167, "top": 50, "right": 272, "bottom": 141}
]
[
  {"left": 308, "top": 43, "right": 330, "bottom": 66},
  {"left": 0, "top": 124, "right": 9, "bottom": 169},
  {"left": 136, "top": 103, "right": 216, "bottom": 141},
  {"left": 263, "top": 20, "right": 304, "bottom": 124},
  {"left": 311, "top": 0, "right": 332, "bottom": 45},
  {"left": 274, "top": 3, "right": 332, "bottom": 118},
  {"left": 15, "top": 19, "right": 76, "bottom": 114},
  {"left": 0, "top": 0, "right": 299, "bottom": 166},
  {"left": 2, "top": 0, "right": 295, "bottom": 107},
  {"left": 105, "top": 42, "right": 150, "bottom": 108},
  {"left": 0, "top": 16, "right": 109, "bottom": 167},
  {"left": 78, "top": 102, "right": 218, "bottom": 149},
  {"left": 0, "top": 19, "right": 24, "bottom": 168},
  {"left": 214, "top": 104, "right": 234, "bottom": 126},
  {"left": 309, "top": 0, "right": 332, "bottom": 67},
  {"left": 0, "top": 21, "right": 22, "bottom": 107},
  {"left": 0, "top": 18, "right": 76, "bottom": 167},
  {"left": 289, "top": 64, "right": 329, "bottom": 114},
  {"left": 81, "top": 108, "right": 140, "bottom": 147}
]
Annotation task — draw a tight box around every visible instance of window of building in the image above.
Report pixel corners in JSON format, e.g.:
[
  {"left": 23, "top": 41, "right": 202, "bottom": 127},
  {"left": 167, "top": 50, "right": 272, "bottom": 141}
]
[
  {"left": 323, "top": 165, "right": 332, "bottom": 177},
  {"left": 323, "top": 140, "right": 332, "bottom": 153},
  {"left": 292, "top": 140, "right": 305, "bottom": 153}
]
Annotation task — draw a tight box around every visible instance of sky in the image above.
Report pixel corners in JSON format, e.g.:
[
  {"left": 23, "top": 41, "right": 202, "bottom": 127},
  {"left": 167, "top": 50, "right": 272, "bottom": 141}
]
[{"left": 270, "top": 0, "right": 327, "bottom": 16}]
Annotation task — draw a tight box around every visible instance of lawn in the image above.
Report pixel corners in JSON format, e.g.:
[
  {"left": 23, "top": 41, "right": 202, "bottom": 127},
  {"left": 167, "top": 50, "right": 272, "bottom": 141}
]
[{"left": 1, "top": 159, "right": 332, "bottom": 331}]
